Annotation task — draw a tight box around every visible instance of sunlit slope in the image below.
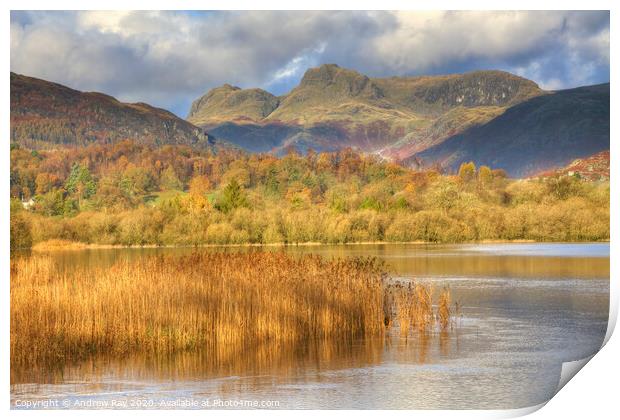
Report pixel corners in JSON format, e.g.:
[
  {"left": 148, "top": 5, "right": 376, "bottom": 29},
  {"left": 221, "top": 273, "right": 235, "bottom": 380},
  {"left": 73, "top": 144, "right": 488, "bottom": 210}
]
[{"left": 187, "top": 64, "right": 543, "bottom": 154}]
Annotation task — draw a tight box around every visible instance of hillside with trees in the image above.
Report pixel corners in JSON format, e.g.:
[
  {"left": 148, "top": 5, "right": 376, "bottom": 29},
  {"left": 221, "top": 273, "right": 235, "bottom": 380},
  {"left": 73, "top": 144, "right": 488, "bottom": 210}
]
[
  {"left": 10, "top": 141, "right": 609, "bottom": 249},
  {"left": 10, "top": 72, "right": 225, "bottom": 150}
]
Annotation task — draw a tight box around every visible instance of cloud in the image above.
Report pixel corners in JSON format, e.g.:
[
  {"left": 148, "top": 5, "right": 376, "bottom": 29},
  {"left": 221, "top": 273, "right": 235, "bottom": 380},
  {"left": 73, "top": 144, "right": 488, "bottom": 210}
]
[
  {"left": 266, "top": 42, "right": 328, "bottom": 94},
  {"left": 10, "top": 11, "right": 609, "bottom": 117}
]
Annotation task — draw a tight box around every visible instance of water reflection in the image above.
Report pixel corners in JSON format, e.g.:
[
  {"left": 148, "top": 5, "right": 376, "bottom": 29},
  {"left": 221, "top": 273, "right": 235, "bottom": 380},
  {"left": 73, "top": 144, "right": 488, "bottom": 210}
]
[
  {"left": 11, "top": 243, "right": 610, "bottom": 409},
  {"left": 22, "top": 242, "right": 609, "bottom": 280}
]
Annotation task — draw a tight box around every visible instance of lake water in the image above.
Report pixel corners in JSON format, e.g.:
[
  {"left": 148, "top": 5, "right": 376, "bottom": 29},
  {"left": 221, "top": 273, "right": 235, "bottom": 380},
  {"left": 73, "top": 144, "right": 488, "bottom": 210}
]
[{"left": 10, "top": 243, "right": 610, "bottom": 410}]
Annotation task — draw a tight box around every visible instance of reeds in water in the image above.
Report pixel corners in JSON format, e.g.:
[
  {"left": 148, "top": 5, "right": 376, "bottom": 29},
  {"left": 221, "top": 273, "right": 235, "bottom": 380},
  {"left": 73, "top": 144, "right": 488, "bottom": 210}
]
[
  {"left": 388, "top": 282, "right": 454, "bottom": 336},
  {"left": 10, "top": 252, "right": 457, "bottom": 372}
]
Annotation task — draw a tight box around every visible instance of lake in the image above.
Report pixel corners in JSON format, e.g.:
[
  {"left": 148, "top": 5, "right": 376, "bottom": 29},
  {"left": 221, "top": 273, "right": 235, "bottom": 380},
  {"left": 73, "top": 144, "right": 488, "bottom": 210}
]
[{"left": 10, "top": 242, "right": 610, "bottom": 410}]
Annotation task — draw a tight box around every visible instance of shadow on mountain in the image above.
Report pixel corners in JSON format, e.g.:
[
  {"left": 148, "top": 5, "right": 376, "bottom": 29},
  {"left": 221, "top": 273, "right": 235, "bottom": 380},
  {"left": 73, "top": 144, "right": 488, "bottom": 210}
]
[{"left": 414, "top": 83, "right": 610, "bottom": 177}]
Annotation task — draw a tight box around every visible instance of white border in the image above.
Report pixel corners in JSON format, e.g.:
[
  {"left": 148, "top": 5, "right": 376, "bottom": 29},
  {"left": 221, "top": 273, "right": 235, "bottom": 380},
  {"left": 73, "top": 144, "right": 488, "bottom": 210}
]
[{"left": 2, "top": 2, "right": 616, "bottom": 420}]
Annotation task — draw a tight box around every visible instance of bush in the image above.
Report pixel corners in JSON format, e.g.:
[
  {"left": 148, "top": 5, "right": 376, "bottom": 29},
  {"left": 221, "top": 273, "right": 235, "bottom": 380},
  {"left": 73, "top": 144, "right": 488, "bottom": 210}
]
[
  {"left": 118, "top": 208, "right": 165, "bottom": 245},
  {"left": 205, "top": 222, "right": 234, "bottom": 244},
  {"left": 161, "top": 213, "right": 208, "bottom": 246},
  {"left": 10, "top": 212, "right": 32, "bottom": 250}
]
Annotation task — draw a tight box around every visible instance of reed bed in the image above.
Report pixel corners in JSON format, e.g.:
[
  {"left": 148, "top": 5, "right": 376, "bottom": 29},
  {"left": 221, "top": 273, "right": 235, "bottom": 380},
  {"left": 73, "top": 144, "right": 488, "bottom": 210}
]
[
  {"left": 31, "top": 239, "right": 89, "bottom": 251},
  {"left": 11, "top": 252, "right": 455, "bottom": 370}
]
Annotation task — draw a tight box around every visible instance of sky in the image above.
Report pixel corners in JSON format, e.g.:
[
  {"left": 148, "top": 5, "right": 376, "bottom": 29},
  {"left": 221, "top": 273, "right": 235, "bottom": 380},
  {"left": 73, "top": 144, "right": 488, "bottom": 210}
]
[{"left": 10, "top": 10, "right": 610, "bottom": 118}]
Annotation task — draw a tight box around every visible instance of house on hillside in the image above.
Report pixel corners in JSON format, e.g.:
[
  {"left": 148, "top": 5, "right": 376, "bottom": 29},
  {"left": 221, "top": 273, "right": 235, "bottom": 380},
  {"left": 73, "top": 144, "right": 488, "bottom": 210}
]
[{"left": 21, "top": 198, "right": 35, "bottom": 210}]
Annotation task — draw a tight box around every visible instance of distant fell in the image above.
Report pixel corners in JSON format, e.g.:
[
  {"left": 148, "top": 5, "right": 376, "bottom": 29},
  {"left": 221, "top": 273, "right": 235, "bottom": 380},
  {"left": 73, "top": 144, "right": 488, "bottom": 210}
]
[
  {"left": 413, "top": 83, "right": 610, "bottom": 177},
  {"left": 188, "top": 64, "right": 544, "bottom": 155},
  {"left": 10, "top": 72, "right": 222, "bottom": 150}
]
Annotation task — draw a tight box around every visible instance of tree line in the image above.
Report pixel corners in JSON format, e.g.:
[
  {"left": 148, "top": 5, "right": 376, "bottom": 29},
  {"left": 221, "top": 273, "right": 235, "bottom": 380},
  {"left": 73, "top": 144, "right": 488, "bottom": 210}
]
[{"left": 10, "top": 140, "right": 610, "bottom": 249}]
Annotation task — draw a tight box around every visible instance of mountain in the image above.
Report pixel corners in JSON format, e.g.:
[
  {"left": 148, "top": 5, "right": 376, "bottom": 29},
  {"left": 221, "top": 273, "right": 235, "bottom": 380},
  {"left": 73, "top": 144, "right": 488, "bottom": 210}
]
[
  {"left": 12, "top": 67, "right": 609, "bottom": 178},
  {"left": 412, "top": 83, "right": 610, "bottom": 177},
  {"left": 188, "top": 64, "right": 544, "bottom": 154},
  {"left": 534, "top": 150, "right": 609, "bottom": 181},
  {"left": 11, "top": 72, "right": 221, "bottom": 150},
  {"left": 187, "top": 84, "right": 280, "bottom": 125}
]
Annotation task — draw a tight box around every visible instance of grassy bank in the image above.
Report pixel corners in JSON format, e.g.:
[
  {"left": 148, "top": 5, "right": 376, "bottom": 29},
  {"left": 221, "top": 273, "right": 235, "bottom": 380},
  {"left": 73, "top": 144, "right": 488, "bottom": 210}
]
[
  {"left": 29, "top": 238, "right": 546, "bottom": 252},
  {"left": 28, "top": 238, "right": 611, "bottom": 254},
  {"left": 10, "top": 252, "right": 454, "bottom": 369}
]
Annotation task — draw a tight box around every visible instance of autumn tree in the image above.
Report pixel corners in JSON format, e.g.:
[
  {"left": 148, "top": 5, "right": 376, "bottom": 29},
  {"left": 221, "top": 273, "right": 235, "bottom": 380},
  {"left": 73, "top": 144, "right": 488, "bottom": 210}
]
[
  {"left": 161, "top": 165, "right": 183, "bottom": 191},
  {"left": 181, "top": 175, "right": 212, "bottom": 212},
  {"left": 221, "top": 165, "right": 251, "bottom": 188},
  {"left": 189, "top": 175, "right": 212, "bottom": 197},
  {"left": 458, "top": 161, "right": 477, "bottom": 183},
  {"left": 35, "top": 172, "right": 61, "bottom": 195},
  {"left": 120, "top": 164, "right": 155, "bottom": 198},
  {"left": 477, "top": 165, "right": 493, "bottom": 185},
  {"left": 35, "top": 189, "right": 66, "bottom": 216}
]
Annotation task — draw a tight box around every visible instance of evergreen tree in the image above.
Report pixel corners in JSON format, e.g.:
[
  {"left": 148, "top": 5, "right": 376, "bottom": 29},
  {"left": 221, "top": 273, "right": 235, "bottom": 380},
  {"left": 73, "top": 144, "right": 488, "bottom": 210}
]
[
  {"left": 65, "top": 163, "right": 97, "bottom": 201},
  {"left": 217, "top": 179, "right": 248, "bottom": 213}
]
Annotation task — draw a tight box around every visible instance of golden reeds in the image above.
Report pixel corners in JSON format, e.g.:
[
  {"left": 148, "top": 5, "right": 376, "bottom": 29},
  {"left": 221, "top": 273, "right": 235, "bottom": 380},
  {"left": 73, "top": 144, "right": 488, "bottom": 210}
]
[
  {"left": 437, "top": 287, "right": 452, "bottom": 329},
  {"left": 10, "top": 252, "right": 456, "bottom": 373},
  {"left": 31, "top": 239, "right": 89, "bottom": 251},
  {"left": 388, "top": 281, "right": 453, "bottom": 336}
]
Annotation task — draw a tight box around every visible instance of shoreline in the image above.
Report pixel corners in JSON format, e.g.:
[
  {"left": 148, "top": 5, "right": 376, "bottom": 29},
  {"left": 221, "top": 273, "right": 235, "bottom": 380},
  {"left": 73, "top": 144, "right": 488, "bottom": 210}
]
[{"left": 28, "top": 238, "right": 610, "bottom": 252}]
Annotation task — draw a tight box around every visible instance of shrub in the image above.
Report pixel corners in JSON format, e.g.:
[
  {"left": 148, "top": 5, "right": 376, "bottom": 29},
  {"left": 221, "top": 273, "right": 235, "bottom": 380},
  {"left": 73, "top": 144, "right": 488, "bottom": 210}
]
[{"left": 10, "top": 212, "right": 32, "bottom": 250}]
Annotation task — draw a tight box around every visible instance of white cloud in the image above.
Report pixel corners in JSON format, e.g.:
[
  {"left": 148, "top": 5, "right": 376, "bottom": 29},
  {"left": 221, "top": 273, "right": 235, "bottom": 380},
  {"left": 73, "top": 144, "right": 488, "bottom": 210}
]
[
  {"left": 267, "top": 42, "right": 328, "bottom": 89},
  {"left": 272, "top": 56, "right": 306, "bottom": 82},
  {"left": 10, "top": 11, "right": 609, "bottom": 116},
  {"left": 370, "top": 11, "right": 564, "bottom": 71},
  {"left": 76, "top": 11, "right": 133, "bottom": 34}
]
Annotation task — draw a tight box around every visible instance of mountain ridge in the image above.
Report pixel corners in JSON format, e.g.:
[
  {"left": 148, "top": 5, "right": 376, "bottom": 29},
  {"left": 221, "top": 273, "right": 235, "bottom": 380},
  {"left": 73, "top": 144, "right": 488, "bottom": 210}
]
[
  {"left": 10, "top": 72, "right": 224, "bottom": 151},
  {"left": 10, "top": 66, "right": 609, "bottom": 178},
  {"left": 188, "top": 65, "right": 543, "bottom": 127},
  {"left": 187, "top": 64, "right": 608, "bottom": 176},
  {"left": 413, "top": 83, "right": 610, "bottom": 177},
  {"left": 187, "top": 64, "right": 548, "bottom": 162}
]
